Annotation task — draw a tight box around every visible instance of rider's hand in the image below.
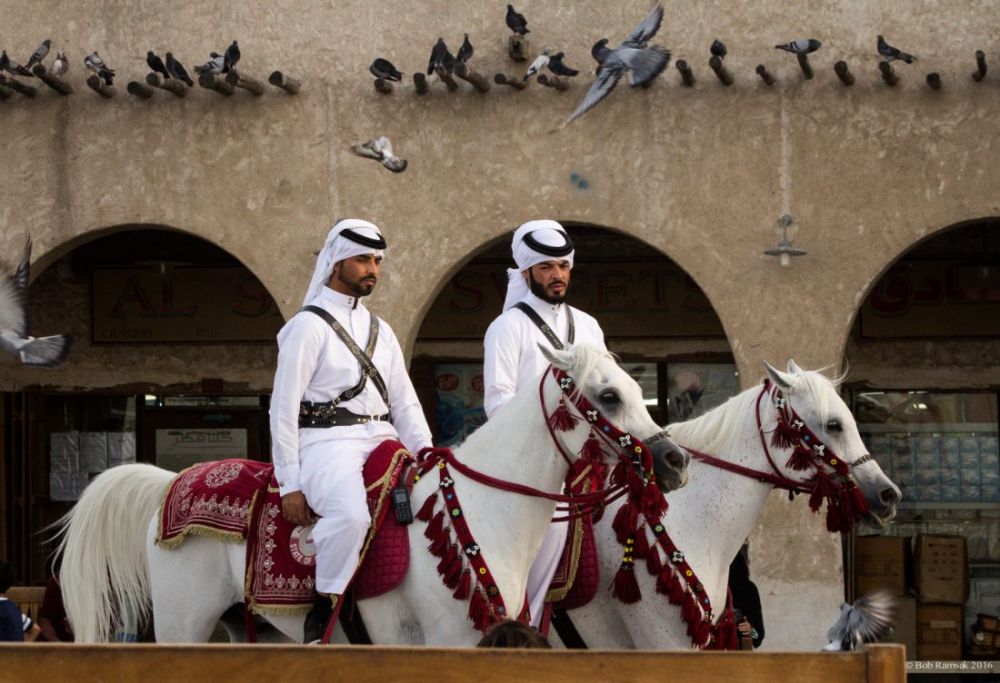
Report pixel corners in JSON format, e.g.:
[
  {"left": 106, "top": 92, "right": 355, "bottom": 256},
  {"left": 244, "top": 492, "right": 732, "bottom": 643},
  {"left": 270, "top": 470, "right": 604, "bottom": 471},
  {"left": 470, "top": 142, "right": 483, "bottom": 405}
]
[
  {"left": 737, "top": 619, "right": 752, "bottom": 635},
  {"left": 281, "top": 491, "right": 313, "bottom": 527}
]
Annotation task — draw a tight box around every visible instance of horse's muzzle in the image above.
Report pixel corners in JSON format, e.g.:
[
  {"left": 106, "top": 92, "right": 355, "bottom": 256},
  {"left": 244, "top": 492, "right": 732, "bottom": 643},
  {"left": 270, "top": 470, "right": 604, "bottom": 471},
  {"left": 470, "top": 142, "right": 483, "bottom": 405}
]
[{"left": 647, "top": 431, "right": 690, "bottom": 492}]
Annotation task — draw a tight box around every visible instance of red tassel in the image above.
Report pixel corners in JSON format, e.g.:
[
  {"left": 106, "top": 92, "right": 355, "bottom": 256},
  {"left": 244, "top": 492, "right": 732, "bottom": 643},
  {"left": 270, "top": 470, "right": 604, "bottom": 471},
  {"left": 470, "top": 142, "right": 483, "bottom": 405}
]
[
  {"left": 443, "top": 553, "right": 463, "bottom": 589},
  {"left": 668, "top": 574, "right": 686, "bottom": 605},
  {"left": 645, "top": 546, "right": 662, "bottom": 575},
  {"left": 582, "top": 435, "right": 606, "bottom": 463},
  {"left": 416, "top": 493, "right": 437, "bottom": 522},
  {"left": 612, "top": 503, "right": 638, "bottom": 544},
  {"left": 642, "top": 480, "right": 667, "bottom": 520},
  {"left": 424, "top": 509, "right": 445, "bottom": 540},
  {"left": 681, "top": 593, "right": 698, "bottom": 625},
  {"left": 785, "top": 444, "right": 814, "bottom": 471},
  {"left": 770, "top": 419, "right": 799, "bottom": 449},
  {"left": 547, "top": 401, "right": 578, "bottom": 432},
  {"left": 468, "top": 590, "right": 490, "bottom": 631},
  {"left": 807, "top": 470, "right": 837, "bottom": 513},
  {"left": 633, "top": 528, "right": 649, "bottom": 559},
  {"left": 428, "top": 526, "right": 451, "bottom": 557},
  {"left": 437, "top": 542, "right": 458, "bottom": 575},
  {"left": 696, "top": 620, "right": 715, "bottom": 648},
  {"left": 612, "top": 564, "right": 642, "bottom": 604},
  {"left": 452, "top": 568, "right": 471, "bottom": 601},
  {"left": 610, "top": 460, "right": 628, "bottom": 488}
]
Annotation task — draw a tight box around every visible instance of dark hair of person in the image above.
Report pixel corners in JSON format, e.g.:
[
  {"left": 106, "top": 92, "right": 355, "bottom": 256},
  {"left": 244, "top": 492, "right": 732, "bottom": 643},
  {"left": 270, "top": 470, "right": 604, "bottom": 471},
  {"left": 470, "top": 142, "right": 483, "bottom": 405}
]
[{"left": 476, "top": 620, "right": 552, "bottom": 648}]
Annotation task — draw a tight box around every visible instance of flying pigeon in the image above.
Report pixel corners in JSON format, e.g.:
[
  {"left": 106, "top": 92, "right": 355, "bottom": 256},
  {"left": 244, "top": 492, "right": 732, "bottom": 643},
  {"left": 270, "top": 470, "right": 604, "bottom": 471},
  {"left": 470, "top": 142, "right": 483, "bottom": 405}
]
[
  {"left": 775, "top": 39, "right": 822, "bottom": 55},
  {"left": 565, "top": 4, "right": 671, "bottom": 125},
  {"left": 591, "top": 38, "right": 612, "bottom": 69},
  {"left": 50, "top": 49, "right": 68, "bottom": 77},
  {"left": 25, "top": 39, "right": 51, "bottom": 70},
  {"left": 146, "top": 51, "right": 170, "bottom": 79},
  {"left": 710, "top": 39, "right": 727, "bottom": 60},
  {"left": 84, "top": 52, "right": 115, "bottom": 85},
  {"left": 194, "top": 52, "right": 224, "bottom": 75},
  {"left": 223, "top": 40, "right": 240, "bottom": 73},
  {"left": 547, "top": 52, "right": 579, "bottom": 77},
  {"left": 524, "top": 48, "right": 551, "bottom": 80},
  {"left": 369, "top": 58, "right": 403, "bottom": 82},
  {"left": 426, "top": 38, "right": 455, "bottom": 75},
  {"left": 350, "top": 136, "right": 407, "bottom": 173},
  {"left": 0, "top": 50, "right": 34, "bottom": 77},
  {"left": 822, "top": 592, "right": 895, "bottom": 652},
  {"left": 877, "top": 35, "right": 915, "bottom": 64},
  {"left": 506, "top": 4, "right": 529, "bottom": 35},
  {"left": 165, "top": 52, "right": 194, "bottom": 86},
  {"left": 456, "top": 34, "right": 474, "bottom": 64},
  {"left": 0, "top": 237, "right": 71, "bottom": 368}
]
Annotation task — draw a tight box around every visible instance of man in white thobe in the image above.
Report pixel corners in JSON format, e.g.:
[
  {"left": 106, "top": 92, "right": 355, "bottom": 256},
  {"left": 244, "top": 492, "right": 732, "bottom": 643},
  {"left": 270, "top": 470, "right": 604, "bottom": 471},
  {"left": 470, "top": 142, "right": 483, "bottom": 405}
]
[
  {"left": 482, "top": 219, "right": 607, "bottom": 628},
  {"left": 270, "top": 218, "right": 432, "bottom": 642}
]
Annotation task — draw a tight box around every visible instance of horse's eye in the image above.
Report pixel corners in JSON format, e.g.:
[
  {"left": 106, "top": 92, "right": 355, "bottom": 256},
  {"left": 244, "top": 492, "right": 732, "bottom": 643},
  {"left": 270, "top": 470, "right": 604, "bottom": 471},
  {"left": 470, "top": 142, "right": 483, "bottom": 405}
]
[
  {"left": 826, "top": 419, "right": 843, "bottom": 434},
  {"left": 599, "top": 390, "right": 621, "bottom": 406}
]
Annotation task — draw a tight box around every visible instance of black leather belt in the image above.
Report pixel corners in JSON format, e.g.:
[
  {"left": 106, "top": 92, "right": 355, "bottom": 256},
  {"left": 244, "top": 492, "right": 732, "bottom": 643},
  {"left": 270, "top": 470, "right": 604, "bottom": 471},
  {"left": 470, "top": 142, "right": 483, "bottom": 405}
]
[{"left": 299, "top": 403, "right": 390, "bottom": 428}]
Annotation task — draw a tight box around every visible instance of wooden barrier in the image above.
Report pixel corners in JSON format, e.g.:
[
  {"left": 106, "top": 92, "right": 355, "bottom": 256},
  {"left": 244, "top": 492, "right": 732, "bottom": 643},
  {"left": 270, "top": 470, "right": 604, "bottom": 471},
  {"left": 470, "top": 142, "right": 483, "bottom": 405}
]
[{"left": 0, "top": 643, "right": 905, "bottom": 683}]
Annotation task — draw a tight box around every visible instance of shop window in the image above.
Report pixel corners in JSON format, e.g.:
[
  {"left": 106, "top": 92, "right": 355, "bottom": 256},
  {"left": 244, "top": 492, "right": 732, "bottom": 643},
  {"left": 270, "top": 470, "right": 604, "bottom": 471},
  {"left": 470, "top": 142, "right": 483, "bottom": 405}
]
[
  {"left": 666, "top": 362, "right": 740, "bottom": 423},
  {"left": 45, "top": 395, "right": 138, "bottom": 502},
  {"left": 432, "top": 363, "right": 486, "bottom": 447}
]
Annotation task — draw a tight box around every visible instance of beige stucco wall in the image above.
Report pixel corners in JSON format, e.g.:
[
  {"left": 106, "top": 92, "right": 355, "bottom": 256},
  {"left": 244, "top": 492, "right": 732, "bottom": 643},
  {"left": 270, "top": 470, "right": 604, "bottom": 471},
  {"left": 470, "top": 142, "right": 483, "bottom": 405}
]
[{"left": 1, "top": 0, "right": 999, "bottom": 649}]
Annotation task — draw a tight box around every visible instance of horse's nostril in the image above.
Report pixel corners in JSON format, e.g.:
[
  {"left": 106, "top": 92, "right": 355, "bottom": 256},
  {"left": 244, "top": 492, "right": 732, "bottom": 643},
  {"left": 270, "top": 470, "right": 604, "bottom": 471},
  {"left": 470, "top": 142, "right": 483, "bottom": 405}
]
[
  {"left": 880, "top": 487, "right": 898, "bottom": 504},
  {"left": 667, "top": 449, "right": 685, "bottom": 469}
]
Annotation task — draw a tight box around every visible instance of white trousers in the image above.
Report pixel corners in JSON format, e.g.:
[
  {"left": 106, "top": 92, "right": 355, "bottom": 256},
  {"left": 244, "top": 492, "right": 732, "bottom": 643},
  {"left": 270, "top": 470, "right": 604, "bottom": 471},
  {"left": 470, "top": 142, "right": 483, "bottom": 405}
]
[
  {"left": 526, "top": 518, "right": 569, "bottom": 627},
  {"left": 298, "top": 438, "right": 374, "bottom": 595}
]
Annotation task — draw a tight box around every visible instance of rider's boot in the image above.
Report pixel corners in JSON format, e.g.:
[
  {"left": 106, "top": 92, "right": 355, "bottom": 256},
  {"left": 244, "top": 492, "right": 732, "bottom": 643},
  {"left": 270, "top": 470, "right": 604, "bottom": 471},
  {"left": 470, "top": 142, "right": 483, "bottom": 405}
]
[{"left": 304, "top": 593, "right": 338, "bottom": 643}]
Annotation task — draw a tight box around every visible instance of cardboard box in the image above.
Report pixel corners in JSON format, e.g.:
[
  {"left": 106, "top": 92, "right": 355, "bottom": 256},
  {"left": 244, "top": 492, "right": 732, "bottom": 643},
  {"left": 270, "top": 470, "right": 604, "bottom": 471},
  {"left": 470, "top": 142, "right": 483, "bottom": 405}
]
[
  {"left": 855, "top": 535, "right": 910, "bottom": 597},
  {"left": 887, "top": 595, "right": 917, "bottom": 660},
  {"left": 914, "top": 534, "right": 968, "bottom": 604},
  {"left": 917, "top": 604, "right": 963, "bottom": 660}
]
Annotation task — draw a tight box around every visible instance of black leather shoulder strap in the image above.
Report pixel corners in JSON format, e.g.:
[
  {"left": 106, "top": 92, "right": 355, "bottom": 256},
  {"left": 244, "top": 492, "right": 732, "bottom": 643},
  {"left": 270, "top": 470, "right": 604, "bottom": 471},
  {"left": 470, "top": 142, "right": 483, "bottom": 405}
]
[{"left": 513, "top": 302, "right": 574, "bottom": 349}]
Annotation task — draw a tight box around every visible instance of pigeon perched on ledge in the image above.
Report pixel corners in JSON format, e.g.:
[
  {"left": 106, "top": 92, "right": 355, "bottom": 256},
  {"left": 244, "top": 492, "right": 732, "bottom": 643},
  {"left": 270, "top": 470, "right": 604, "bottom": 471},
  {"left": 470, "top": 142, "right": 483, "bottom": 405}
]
[
  {"left": 506, "top": 4, "right": 529, "bottom": 35},
  {"left": 350, "top": 137, "right": 407, "bottom": 173},
  {"left": 51, "top": 49, "right": 68, "bottom": 77},
  {"left": 370, "top": 58, "right": 403, "bottom": 82},
  {"left": 775, "top": 39, "right": 822, "bottom": 55},
  {"left": 25, "top": 39, "right": 51, "bottom": 70},
  {"left": 194, "top": 52, "right": 224, "bottom": 75},
  {"left": 877, "top": 35, "right": 916, "bottom": 63},
  {"left": 84, "top": 52, "right": 115, "bottom": 85},
  {"left": 0, "top": 237, "right": 71, "bottom": 368}
]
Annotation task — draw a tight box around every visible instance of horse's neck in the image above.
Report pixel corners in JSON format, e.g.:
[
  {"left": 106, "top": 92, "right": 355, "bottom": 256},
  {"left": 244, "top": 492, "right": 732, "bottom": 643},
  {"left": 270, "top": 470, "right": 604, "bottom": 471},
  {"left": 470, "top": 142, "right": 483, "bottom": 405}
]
[
  {"left": 665, "top": 395, "right": 776, "bottom": 598},
  {"left": 449, "top": 377, "right": 584, "bottom": 599}
]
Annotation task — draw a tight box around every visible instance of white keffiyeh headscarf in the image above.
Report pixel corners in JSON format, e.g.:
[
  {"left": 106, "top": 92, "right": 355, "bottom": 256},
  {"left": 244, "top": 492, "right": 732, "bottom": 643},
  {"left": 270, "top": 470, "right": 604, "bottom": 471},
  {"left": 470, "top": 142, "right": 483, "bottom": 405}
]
[
  {"left": 502, "top": 219, "right": 575, "bottom": 310},
  {"left": 303, "top": 219, "right": 386, "bottom": 305}
]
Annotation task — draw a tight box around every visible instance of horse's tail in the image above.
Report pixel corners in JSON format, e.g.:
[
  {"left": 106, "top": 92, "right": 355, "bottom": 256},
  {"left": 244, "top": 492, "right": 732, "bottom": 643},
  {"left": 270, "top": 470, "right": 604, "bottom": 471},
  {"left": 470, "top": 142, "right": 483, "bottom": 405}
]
[{"left": 51, "top": 463, "right": 175, "bottom": 642}]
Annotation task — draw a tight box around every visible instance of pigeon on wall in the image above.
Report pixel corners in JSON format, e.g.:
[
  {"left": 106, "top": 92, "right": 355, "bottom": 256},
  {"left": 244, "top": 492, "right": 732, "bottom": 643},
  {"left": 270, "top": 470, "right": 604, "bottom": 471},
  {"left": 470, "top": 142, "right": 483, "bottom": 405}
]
[
  {"left": 146, "top": 51, "right": 170, "bottom": 79},
  {"left": 25, "top": 39, "right": 51, "bottom": 70},
  {"left": 194, "top": 52, "right": 224, "bottom": 75},
  {"left": 370, "top": 58, "right": 403, "bottom": 82},
  {"left": 427, "top": 38, "right": 455, "bottom": 75},
  {"left": 0, "top": 237, "right": 72, "bottom": 368},
  {"left": 165, "top": 52, "right": 194, "bottom": 86},
  {"left": 877, "top": 35, "right": 916, "bottom": 63},
  {"left": 774, "top": 39, "right": 822, "bottom": 55},
  {"left": 50, "top": 49, "right": 68, "bottom": 77},
  {"left": 546, "top": 52, "right": 579, "bottom": 77},
  {"left": 456, "top": 34, "right": 474, "bottom": 64},
  {"left": 223, "top": 40, "right": 240, "bottom": 72},
  {"left": 1, "top": 50, "right": 34, "bottom": 77},
  {"left": 524, "top": 48, "right": 551, "bottom": 80},
  {"left": 84, "top": 52, "right": 115, "bottom": 85},
  {"left": 565, "top": 4, "right": 671, "bottom": 125},
  {"left": 710, "top": 39, "right": 728, "bottom": 60},
  {"left": 350, "top": 137, "right": 407, "bottom": 173},
  {"left": 506, "top": 4, "right": 529, "bottom": 35}
]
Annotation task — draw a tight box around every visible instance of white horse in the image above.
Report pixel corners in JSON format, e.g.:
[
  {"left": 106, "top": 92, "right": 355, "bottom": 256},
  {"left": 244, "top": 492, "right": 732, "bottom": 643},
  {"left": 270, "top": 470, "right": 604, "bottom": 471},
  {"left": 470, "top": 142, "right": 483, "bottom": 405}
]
[
  {"left": 564, "top": 361, "right": 902, "bottom": 649},
  {"left": 56, "top": 343, "right": 689, "bottom": 645}
]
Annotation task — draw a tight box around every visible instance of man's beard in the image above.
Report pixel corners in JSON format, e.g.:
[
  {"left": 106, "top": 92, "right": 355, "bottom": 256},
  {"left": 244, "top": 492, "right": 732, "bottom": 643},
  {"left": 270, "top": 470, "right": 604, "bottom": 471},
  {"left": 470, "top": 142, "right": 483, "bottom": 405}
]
[
  {"left": 528, "top": 270, "right": 568, "bottom": 305},
  {"left": 338, "top": 269, "right": 376, "bottom": 297}
]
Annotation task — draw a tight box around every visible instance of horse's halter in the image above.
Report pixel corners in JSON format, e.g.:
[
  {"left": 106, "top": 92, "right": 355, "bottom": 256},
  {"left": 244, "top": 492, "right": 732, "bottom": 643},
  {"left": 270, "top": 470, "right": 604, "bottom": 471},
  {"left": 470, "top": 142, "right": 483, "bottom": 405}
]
[{"left": 688, "top": 379, "right": 869, "bottom": 533}]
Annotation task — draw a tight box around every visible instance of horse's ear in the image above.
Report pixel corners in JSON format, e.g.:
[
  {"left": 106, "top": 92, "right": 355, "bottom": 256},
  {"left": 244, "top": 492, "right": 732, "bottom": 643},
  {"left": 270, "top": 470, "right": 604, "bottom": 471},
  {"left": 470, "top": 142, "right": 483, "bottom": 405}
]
[
  {"left": 764, "top": 361, "right": 796, "bottom": 390},
  {"left": 787, "top": 359, "right": 804, "bottom": 375},
  {"left": 539, "top": 343, "right": 572, "bottom": 370}
]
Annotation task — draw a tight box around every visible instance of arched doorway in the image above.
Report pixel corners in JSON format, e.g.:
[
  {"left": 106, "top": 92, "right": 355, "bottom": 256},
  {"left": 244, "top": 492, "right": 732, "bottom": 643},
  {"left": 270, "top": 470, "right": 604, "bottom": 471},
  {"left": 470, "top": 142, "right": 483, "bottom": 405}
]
[
  {"left": 1, "top": 227, "right": 284, "bottom": 583},
  {"left": 843, "top": 219, "right": 1000, "bottom": 655},
  {"left": 411, "top": 224, "right": 736, "bottom": 446}
]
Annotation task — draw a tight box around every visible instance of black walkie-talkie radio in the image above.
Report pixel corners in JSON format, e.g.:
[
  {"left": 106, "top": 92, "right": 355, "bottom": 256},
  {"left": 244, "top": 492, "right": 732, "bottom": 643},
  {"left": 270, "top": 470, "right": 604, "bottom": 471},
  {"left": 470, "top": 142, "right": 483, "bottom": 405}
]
[{"left": 391, "top": 486, "right": 413, "bottom": 525}]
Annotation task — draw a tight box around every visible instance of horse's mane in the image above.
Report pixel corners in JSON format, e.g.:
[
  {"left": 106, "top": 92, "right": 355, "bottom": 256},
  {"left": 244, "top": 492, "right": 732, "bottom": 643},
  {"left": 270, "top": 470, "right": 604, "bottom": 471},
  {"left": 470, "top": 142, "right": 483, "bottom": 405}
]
[
  {"left": 564, "top": 343, "right": 613, "bottom": 396},
  {"left": 667, "top": 368, "right": 844, "bottom": 458}
]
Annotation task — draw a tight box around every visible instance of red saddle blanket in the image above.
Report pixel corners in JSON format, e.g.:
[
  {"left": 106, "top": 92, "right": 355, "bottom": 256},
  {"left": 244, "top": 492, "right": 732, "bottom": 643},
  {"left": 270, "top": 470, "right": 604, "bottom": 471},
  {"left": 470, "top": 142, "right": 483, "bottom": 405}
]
[
  {"left": 546, "top": 514, "right": 600, "bottom": 610},
  {"left": 156, "top": 440, "right": 413, "bottom": 616}
]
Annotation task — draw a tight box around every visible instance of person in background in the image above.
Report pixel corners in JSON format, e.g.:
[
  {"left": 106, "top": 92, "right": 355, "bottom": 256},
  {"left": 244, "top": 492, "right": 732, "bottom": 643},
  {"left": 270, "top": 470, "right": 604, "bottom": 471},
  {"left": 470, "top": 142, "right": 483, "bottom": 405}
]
[
  {"left": 728, "top": 544, "right": 764, "bottom": 649},
  {"left": 0, "top": 561, "right": 41, "bottom": 642},
  {"left": 38, "top": 573, "right": 73, "bottom": 642}
]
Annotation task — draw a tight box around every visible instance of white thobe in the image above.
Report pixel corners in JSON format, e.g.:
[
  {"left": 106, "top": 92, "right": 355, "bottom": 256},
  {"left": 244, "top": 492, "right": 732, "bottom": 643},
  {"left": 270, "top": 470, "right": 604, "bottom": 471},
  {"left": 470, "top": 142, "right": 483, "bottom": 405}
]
[
  {"left": 270, "top": 287, "right": 432, "bottom": 594},
  {"left": 482, "top": 291, "right": 607, "bottom": 625}
]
